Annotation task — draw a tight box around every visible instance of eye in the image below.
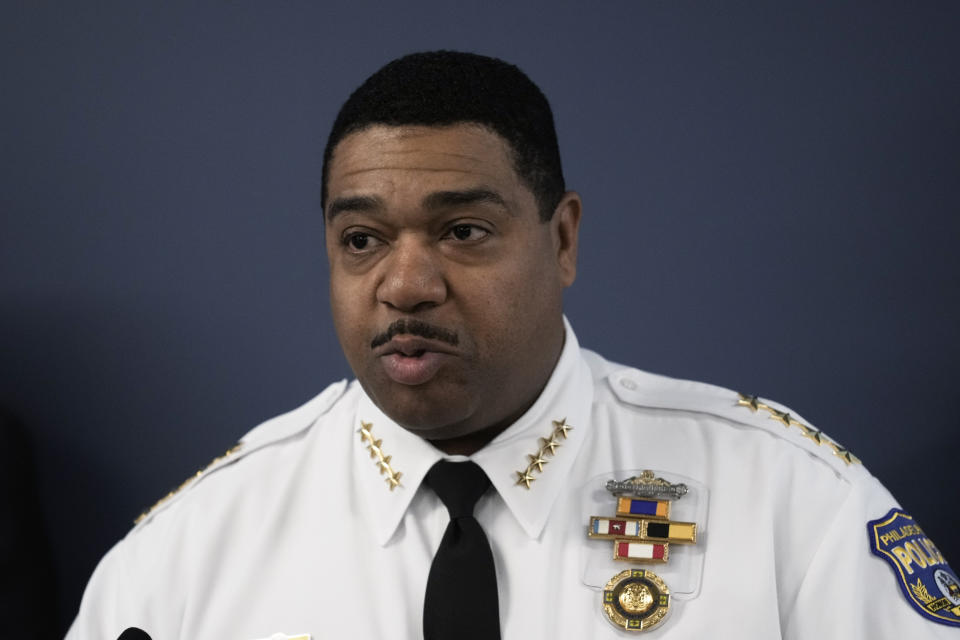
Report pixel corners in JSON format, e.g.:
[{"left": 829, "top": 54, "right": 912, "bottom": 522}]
[
  {"left": 349, "top": 233, "right": 370, "bottom": 249},
  {"left": 342, "top": 231, "right": 383, "bottom": 254},
  {"left": 446, "top": 224, "right": 490, "bottom": 242}
]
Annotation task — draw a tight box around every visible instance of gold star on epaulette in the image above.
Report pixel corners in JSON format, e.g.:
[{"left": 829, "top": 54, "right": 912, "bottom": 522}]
[
  {"left": 734, "top": 391, "right": 862, "bottom": 466},
  {"left": 133, "top": 442, "right": 243, "bottom": 524},
  {"left": 826, "top": 440, "right": 861, "bottom": 465},
  {"left": 799, "top": 424, "right": 823, "bottom": 444},
  {"left": 768, "top": 408, "right": 794, "bottom": 427},
  {"left": 736, "top": 393, "right": 761, "bottom": 412}
]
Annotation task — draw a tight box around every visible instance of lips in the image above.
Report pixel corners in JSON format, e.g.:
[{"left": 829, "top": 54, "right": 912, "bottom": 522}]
[{"left": 375, "top": 336, "right": 456, "bottom": 386}]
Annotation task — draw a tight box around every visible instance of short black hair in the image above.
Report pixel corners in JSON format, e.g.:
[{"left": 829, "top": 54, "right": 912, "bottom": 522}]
[{"left": 321, "top": 50, "right": 565, "bottom": 221}]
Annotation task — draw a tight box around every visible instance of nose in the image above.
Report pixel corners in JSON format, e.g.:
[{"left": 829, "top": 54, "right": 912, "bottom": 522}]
[{"left": 376, "top": 237, "right": 447, "bottom": 313}]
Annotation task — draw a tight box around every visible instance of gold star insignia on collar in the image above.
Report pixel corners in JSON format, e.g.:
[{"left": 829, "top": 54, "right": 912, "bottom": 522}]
[
  {"left": 539, "top": 435, "right": 561, "bottom": 455},
  {"left": 515, "top": 469, "right": 536, "bottom": 489},
  {"left": 359, "top": 422, "right": 374, "bottom": 440},
  {"left": 358, "top": 421, "right": 403, "bottom": 491},
  {"left": 514, "top": 418, "right": 574, "bottom": 490},
  {"left": 386, "top": 472, "right": 403, "bottom": 490},
  {"left": 527, "top": 452, "right": 549, "bottom": 472}
]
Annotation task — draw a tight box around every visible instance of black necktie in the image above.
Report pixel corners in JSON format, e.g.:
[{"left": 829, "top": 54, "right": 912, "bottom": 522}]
[{"left": 422, "top": 460, "right": 501, "bottom": 640}]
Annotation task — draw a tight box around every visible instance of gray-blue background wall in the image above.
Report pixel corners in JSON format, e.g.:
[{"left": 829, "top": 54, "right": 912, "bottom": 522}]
[{"left": 2, "top": 1, "right": 958, "bottom": 634}]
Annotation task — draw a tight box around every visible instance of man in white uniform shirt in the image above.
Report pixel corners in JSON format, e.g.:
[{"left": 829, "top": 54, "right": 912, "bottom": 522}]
[{"left": 68, "top": 51, "right": 959, "bottom": 639}]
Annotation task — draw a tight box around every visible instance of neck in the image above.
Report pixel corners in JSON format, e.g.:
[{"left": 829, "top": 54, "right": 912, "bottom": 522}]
[{"left": 428, "top": 400, "right": 532, "bottom": 456}]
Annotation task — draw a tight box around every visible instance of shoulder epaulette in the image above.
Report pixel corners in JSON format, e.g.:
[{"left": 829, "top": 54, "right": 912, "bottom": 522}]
[
  {"left": 132, "top": 379, "right": 349, "bottom": 529},
  {"left": 605, "top": 366, "right": 865, "bottom": 476}
]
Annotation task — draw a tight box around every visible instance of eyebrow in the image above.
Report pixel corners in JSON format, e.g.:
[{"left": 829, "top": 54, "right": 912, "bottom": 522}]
[
  {"left": 326, "top": 195, "right": 383, "bottom": 221},
  {"left": 326, "top": 188, "right": 511, "bottom": 223},
  {"left": 422, "top": 188, "right": 510, "bottom": 213}
]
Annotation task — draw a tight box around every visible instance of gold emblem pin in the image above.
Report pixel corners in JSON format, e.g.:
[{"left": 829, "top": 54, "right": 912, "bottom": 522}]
[{"left": 602, "top": 569, "right": 670, "bottom": 632}]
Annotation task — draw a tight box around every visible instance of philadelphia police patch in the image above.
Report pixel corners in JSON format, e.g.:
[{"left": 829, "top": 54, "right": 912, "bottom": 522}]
[{"left": 868, "top": 508, "right": 960, "bottom": 627}]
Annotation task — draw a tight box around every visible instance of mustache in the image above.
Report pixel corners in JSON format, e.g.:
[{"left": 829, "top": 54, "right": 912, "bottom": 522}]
[{"left": 370, "top": 319, "right": 460, "bottom": 350}]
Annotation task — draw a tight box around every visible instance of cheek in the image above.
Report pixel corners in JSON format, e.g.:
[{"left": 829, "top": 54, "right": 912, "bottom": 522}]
[
  {"left": 457, "top": 254, "right": 559, "bottom": 348},
  {"left": 329, "top": 277, "right": 368, "bottom": 356}
]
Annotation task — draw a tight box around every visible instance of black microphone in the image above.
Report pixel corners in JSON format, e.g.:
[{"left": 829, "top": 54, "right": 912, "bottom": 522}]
[{"left": 117, "top": 628, "right": 152, "bottom": 640}]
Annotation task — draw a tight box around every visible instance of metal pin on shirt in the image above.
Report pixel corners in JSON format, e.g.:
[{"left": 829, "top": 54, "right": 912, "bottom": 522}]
[{"left": 587, "top": 470, "right": 699, "bottom": 632}]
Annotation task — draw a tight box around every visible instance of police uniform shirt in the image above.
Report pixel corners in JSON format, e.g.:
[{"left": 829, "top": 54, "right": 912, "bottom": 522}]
[{"left": 67, "top": 320, "right": 960, "bottom": 639}]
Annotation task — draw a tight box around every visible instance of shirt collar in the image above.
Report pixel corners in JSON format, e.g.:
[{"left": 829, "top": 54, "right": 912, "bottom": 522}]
[{"left": 352, "top": 316, "right": 594, "bottom": 546}]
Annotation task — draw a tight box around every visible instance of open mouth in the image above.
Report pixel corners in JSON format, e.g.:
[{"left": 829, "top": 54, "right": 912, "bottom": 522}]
[
  {"left": 380, "top": 350, "right": 449, "bottom": 386},
  {"left": 374, "top": 334, "right": 458, "bottom": 386}
]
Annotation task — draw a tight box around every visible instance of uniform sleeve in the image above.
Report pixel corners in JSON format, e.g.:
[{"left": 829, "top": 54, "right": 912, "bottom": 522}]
[
  {"left": 65, "top": 538, "right": 144, "bottom": 640},
  {"left": 782, "top": 474, "right": 960, "bottom": 638},
  {"left": 65, "top": 523, "right": 183, "bottom": 640}
]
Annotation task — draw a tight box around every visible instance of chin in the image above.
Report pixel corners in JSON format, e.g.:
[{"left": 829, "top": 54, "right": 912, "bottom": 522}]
[
  {"left": 387, "top": 396, "right": 472, "bottom": 436},
  {"left": 367, "top": 376, "right": 476, "bottom": 437}
]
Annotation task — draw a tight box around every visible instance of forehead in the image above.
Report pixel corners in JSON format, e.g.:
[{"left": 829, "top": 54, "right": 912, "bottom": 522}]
[{"left": 326, "top": 124, "right": 523, "bottom": 199}]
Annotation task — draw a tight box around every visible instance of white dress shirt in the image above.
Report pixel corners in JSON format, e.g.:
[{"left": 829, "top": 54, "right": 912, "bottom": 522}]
[{"left": 67, "top": 320, "right": 959, "bottom": 638}]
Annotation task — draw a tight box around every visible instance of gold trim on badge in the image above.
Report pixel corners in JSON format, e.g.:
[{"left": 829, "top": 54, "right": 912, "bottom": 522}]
[{"left": 602, "top": 569, "right": 670, "bottom": 632}]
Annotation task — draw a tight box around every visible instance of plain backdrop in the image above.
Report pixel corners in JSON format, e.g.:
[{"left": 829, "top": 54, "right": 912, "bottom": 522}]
[{"left": 2, "top": 1, "right": 958, "bottom": 635}]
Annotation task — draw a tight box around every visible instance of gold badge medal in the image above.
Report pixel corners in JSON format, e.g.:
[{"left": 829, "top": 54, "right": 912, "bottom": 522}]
[{"left": 603, "top": 569, "right": 670, "bottom": 631}]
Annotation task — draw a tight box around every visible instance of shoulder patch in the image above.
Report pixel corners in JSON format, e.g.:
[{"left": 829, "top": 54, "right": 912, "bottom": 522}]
[
  {"left": 132, "top": 380, "right": 350, "bottom": 527},
  {"left": 868, "top": 508, "right": 960, "bottom": 627},
  {"left": 607, "top": 368, "right": 863, "bottom": 473}
]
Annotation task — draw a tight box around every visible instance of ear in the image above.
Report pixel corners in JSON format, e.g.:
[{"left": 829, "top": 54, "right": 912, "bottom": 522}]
[{"left": 550, "top": 191, "right": 582, "bottom": 287}]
